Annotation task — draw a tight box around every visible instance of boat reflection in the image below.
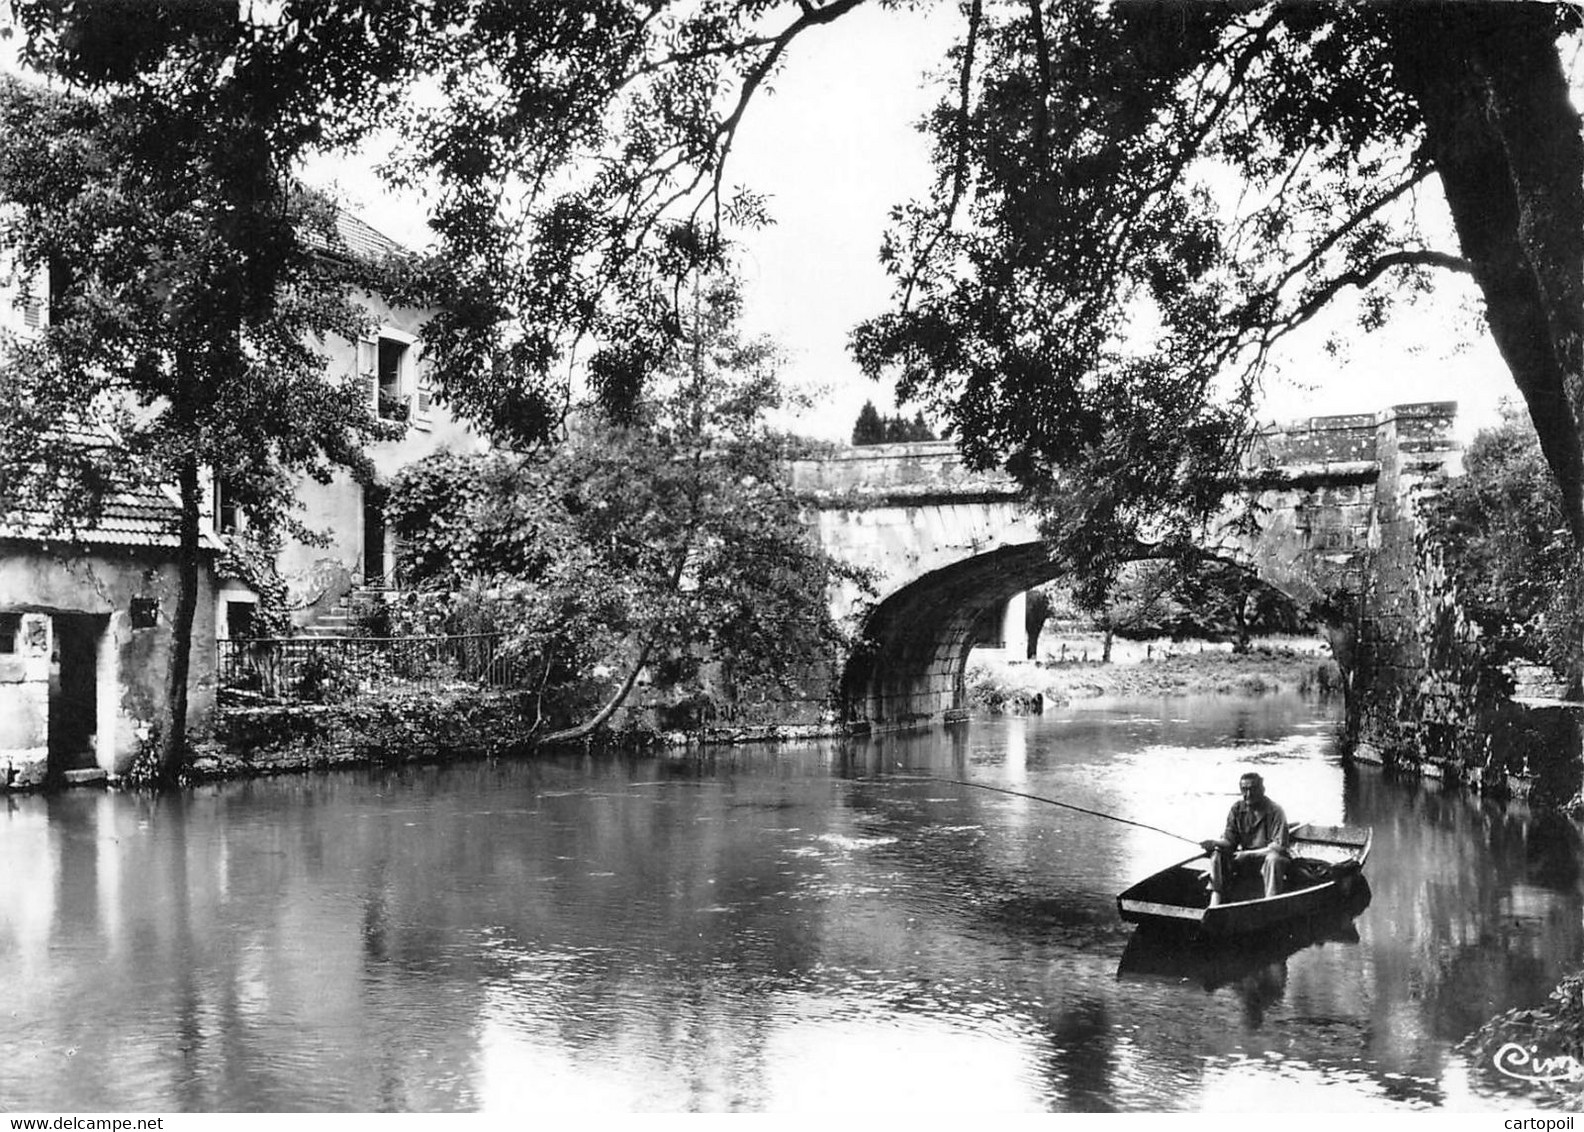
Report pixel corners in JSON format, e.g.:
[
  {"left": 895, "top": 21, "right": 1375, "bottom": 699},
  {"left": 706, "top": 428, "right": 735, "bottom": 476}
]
[{"left": 1116, "top": 880, "right": 1372, "bottom": 1023}]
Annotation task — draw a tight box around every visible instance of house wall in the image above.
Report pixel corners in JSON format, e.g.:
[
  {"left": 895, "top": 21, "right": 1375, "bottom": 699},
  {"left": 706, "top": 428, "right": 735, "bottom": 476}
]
[
  {"left": 277, "top": 291, "right": 484, "bottom": 622},
  {"left": 0, "top": 543, "right": 218, "bottom": 782}
]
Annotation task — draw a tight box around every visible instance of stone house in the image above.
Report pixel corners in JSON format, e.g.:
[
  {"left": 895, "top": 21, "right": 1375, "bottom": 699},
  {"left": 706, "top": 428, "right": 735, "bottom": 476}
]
[
  {"left": 0, "top": 211, "right": 482, "bottom": 780},
  {"left": 1, "top": 242, "right": 221, "bottom": 782},
  {"left": 0, "top": 433, "right": 224, "bottom": 785},
  {"left": 217, "top": 213, "right": 485, "bottom": 639}
]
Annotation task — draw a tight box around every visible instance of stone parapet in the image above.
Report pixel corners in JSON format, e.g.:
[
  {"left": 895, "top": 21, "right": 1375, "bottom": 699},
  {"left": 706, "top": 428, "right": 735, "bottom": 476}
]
[{"left": 790, "top": 441, "right": 1017, "bottom": 506}]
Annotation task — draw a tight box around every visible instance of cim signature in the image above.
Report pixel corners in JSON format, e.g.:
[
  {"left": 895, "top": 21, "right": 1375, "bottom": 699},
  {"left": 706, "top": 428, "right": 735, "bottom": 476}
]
[{"left": 1495, "top": 1042, "right": 1584, "bottom": 1084}]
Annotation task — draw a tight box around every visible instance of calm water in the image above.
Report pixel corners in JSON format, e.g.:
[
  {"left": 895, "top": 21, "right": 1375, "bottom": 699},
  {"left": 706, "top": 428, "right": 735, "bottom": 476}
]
[{"left": 2, "top": 691, "right": 1581, "bottom": 1113}]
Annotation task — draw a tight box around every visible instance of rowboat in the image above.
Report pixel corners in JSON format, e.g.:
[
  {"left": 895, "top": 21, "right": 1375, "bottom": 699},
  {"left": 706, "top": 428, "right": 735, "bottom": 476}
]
[
  {"left": 1117, "top": 878, "right": 1372, "bottom": 988},
  {"left": 1116, "top": 823, "right": 1372, "bottom": 938}
]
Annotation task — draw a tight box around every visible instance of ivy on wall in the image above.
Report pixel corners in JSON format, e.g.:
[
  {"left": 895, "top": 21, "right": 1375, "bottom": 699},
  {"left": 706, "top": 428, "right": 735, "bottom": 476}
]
[
  {"left": 218, "top": 529, "right": 293, "bottom": 638},
  {"left": 1370, "top": 409, "right": 1584, "bottom": 802}
]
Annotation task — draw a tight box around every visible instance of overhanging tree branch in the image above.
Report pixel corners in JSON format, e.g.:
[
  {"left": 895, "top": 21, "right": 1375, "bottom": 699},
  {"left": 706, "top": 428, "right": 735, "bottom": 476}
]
[{"left": 1276, "top": 248, "right": 1472, "bottom": 338}]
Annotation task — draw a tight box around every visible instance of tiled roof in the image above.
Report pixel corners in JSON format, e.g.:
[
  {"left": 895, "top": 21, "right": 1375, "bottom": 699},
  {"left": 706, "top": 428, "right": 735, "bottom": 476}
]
[
  {"left": 0, "top": 426, "right": 224, "bottom": 552},
  {"left": 333, "top": 212, "right": 407, "bottom": 262},
  {"left": 299, "top": 209, "right": 409, "bottom": 265}
]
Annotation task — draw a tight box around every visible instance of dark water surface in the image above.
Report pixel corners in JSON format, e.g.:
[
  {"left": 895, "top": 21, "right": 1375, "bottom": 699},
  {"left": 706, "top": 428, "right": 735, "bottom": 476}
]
[{"left": 3, "top": 691, "right": 1581, "bottom": 1112}]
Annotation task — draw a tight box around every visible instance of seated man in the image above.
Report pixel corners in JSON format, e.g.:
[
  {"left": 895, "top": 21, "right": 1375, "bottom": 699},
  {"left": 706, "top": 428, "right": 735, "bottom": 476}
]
[{"left": 1199, "top": 771, "right": 1290, "bottom": 905}]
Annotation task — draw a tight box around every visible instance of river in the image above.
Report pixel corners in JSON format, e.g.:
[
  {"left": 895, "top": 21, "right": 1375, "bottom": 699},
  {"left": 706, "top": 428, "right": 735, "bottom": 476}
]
[{"left": 1, "top": 690, "right": 1579, "bottom": 1112}]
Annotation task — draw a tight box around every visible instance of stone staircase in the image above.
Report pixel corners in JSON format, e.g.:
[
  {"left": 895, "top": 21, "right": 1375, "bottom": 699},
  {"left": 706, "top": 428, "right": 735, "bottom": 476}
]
[{"left": 297, "top": 583, "right": 395, "bottom": 638}]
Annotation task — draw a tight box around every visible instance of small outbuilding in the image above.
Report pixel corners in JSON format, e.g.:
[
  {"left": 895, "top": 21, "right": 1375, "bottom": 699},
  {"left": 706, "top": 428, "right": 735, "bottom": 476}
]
[{"left": 0, "top": 451, "right": 222, "bottom": 787}]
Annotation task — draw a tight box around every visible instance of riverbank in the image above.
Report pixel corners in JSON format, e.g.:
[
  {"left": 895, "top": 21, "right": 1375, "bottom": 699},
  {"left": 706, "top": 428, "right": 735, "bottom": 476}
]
[
  {"left": 205, "top": 648, "right": 1343, "bottom": 783},
  {"left": 1460, "top": 971, "right": 1584, "bottom": 1106},
  {"left": 967, "top": 643, "right": 1341, "bottom": 714},
  {"left": 179, "top": 690, "right": 838, "bottom": 785}
]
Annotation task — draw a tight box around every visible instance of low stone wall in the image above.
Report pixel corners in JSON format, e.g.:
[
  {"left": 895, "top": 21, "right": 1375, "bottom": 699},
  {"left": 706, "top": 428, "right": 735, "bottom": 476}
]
[
  {"left": 1352, "top": 700, "right": 1582, "bottom": 807},
  {"left": 192, "top": 688, "right": 849, "bottom": 783},
  {"left": 195, "top": 690, "right": 540, "bottom": 779}
]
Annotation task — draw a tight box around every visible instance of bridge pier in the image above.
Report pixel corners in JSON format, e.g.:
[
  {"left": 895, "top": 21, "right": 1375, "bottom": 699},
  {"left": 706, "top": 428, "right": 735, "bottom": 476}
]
[{"left": 1000, "top": 591, "right": 1028, "bottom": 661}]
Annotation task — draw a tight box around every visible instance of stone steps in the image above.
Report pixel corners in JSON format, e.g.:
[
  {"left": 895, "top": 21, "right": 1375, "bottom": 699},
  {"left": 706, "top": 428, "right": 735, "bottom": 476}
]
[{"left": 297, "top": 585, "right": 394, "bottom": 638}]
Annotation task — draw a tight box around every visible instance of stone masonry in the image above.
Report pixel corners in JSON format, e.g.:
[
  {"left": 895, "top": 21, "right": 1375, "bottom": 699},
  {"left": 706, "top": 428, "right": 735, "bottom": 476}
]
[{"left": 792, "top": 404, "right": 1461, "bottom": 734}]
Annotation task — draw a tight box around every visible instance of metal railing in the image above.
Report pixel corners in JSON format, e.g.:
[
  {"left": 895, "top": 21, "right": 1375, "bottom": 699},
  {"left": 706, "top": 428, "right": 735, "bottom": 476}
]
[{"left": 219, "top": 633, "right": 523, "bottom": 701}]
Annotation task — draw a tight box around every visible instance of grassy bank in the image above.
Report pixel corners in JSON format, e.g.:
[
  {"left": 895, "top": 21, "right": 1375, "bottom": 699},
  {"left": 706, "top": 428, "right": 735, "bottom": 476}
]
[{"left": 967, "top": 641, "right": 1340, "bottom": 713}]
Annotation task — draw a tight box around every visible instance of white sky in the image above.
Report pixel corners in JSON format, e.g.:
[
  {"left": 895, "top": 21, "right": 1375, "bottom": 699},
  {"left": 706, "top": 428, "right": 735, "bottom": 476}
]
[
  {"left": 4, "top": 8, "right": 1515, "bottom": 444},
  {"left": 713, "top": 5, "right": 1511, "bottom": 442}
]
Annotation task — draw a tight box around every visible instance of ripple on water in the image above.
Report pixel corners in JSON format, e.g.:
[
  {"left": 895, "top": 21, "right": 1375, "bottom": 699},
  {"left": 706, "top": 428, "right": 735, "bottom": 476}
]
[
  {"left": 4, "top": 693, "right": 1569, "bottom": 1113},
  {"left": 812, "top": 834, "right": 899, "bottom": 851}
]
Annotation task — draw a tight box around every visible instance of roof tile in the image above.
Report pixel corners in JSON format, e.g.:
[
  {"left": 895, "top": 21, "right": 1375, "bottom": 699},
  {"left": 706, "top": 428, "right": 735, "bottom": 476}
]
[{"left": 0, "top": 433, "right": 223, "bottom": 551}]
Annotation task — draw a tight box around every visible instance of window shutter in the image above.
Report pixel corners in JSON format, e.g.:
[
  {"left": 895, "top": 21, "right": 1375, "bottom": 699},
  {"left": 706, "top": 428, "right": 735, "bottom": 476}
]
[
  {"left": 357, "top": 337, "right": 378, "bottom": 413},
  {"left": 414, "top": 374, "right": 434, "bottom": 430},
  {"left": 18, "top": 267, "right": 47, "bottom": 332},
  {"left": 412, "top": 344, "right": 434, "bottom": 429}
]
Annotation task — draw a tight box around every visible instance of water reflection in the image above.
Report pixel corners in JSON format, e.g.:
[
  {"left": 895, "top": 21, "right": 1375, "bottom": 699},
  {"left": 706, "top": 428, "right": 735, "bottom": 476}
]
[
  {"left": 0, "top": 693, "right": 1578, "bottom": 1111},
  {"left": 1117, "top": 882, "right": 1372, "bottom": 1028}
]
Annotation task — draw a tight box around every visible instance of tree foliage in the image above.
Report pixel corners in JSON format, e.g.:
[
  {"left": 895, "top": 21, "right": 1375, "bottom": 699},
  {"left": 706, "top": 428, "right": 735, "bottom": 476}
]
[
  {"left": 851, "top": 400, "right": 885, "bottom": 445},
  {"left": 11, "top": 0, "right": 1584, "bottom": 745},
  {"left": 0, "top": 74, "right": 391, "bottom": 779},
  {"left": 1425, "top": 405, "right": 1578, "bottom": 678},
  {"left": 16, "top": 2, "right": 1577, "bottom": 530},
  {"left": 1080, "top": 557, "right": 1307, "bottom": 651},
  {"left": 851, "top": 0, "right": 1584, "bottom": 601},
  {"left": 851, "top": 399, "right": 936, "bottom": 445},
  {"left": 389, "top": 276, "right": 865, "bottom": 738},
  {"left": 380, "top": 0, "right": 909, "bottom": 447},
  {"left": 4, "top": 1, "right": 926, "bottom": 452}
]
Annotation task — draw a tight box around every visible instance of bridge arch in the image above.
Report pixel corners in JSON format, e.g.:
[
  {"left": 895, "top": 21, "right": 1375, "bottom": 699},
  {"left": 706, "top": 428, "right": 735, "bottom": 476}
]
[
  {"left": 793, "top": 403, "right": 1460, "bottom": 731},
  {"left": 840, "top": 542, "right": 1052, "bottom": 725}
]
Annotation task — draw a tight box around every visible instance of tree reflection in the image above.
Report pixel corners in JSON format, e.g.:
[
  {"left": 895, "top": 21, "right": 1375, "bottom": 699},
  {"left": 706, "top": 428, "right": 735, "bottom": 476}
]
[{"left": 6, "top": 701, "right": 1584, "bottom": 1112}]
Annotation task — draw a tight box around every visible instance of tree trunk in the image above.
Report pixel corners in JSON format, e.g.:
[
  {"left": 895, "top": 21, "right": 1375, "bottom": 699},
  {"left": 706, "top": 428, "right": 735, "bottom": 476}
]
[
  {"left": 1387, "top": 7, "right": 1584, "bottom": 690},
  {"left": 161, "top": 450, "right": 201, "bottom": 785},
  {"left": 1234, "top": 582, "right": 1252, "bottom": 654},
  {"left": 1102, "top": 624, "right": 1114, "bottom": 664},
  {"left": 538, "top": 639, "right": 656, "bottom": 747}
]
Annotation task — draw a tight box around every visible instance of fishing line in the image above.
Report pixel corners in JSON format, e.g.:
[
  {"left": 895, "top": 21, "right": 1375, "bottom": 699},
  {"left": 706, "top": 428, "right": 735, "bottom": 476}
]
[{"left": 898, "top": 770, "right": 1205, "bottom": 848}]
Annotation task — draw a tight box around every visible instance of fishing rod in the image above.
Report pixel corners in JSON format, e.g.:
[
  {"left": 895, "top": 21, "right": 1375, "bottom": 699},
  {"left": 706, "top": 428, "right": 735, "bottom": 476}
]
[{"left": 900, "top": 771, "right": 1205, "bottom": 848}]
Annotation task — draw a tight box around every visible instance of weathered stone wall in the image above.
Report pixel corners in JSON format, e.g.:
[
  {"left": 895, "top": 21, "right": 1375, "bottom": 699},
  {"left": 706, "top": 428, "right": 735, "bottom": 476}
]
[
  {"left": 0, "top": 612, "right": 49, "bottom": 767},
  {"left": 789, "top": 440, "right": 1014, "bottom": 500},
  {"left": 0, "top": 541, "right": 218, "bottom": 785},
  {"left": 1250, "top": 413, "right": 1378, "bottom": 465},
  {"left": 1349, "top": 404, "right": 1463, "bottom": 765},
  {"left": 1241, "top": 413, "right": 1384, "bottom": 605},
  {"left": 204, "top": 690, "right": 533, "bottom": 777},
  {"left": 1346, "top": 405, "right": 1581, "bottom": 800}
]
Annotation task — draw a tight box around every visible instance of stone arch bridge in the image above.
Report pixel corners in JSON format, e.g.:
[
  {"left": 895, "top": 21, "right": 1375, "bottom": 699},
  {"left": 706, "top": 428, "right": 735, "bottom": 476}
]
[{"left": 789, "top": 402, "right": 1459, "bottom": 729}]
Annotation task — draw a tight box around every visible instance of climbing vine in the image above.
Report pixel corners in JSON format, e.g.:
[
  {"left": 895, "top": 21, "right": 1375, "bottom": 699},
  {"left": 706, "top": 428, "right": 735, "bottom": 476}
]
[
  {"left": 1394, "top": 408, "right": 1583, "bottom": 800},
  {"left": 218, "top": 528, "right": 293, "bottom": 638}
]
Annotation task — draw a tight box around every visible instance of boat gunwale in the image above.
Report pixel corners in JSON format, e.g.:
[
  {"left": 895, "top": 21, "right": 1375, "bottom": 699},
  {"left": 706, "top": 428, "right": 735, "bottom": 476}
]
[{"left": 1116, "top": 823, "right": 1372, "bottom": 933}]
